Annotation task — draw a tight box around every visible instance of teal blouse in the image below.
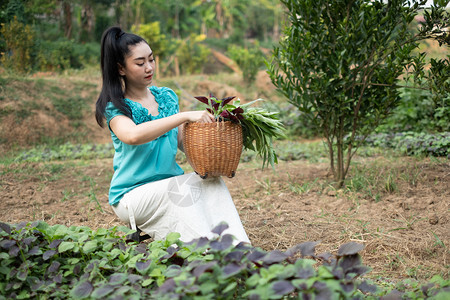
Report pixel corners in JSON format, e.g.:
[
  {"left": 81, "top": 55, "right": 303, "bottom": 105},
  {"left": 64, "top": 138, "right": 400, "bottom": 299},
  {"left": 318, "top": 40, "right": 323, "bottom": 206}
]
[{"left": 105, "top": 86, "right": 184, "bottom": 206}]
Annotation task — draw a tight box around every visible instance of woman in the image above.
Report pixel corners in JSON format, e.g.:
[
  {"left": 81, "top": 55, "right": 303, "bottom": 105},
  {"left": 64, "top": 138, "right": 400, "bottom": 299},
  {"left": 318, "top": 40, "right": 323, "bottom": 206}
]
[{"left": 95, "top": 26, "right": 250, "bottom": 244}]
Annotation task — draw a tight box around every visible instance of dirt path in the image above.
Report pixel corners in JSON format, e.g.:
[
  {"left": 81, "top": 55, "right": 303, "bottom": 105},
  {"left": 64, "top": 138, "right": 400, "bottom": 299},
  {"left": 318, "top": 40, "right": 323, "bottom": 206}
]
[{"left": 1, "top": 156, "right": 448, "bottom": 282}]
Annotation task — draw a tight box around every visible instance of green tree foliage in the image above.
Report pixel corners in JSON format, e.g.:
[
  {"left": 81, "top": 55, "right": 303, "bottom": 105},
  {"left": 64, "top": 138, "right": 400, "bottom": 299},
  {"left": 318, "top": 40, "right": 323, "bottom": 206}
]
[
  {"left": 245, "top": 0, "right": 284, "bottom": 42},
  {"left": 426, "top": 58, "right": 450, "bottom": 131},
  {"left": 137, "top": 0, "right": 202, "bottom": 39},
  {"left": 175, "top": 34, "right": 211, "bottom": 75},
  {"left": 378, "top": 85, "right": 450, "bottom": 133},
  {"left": 132, "top": 22, "right": 169, "bottom": 60},
  {"left": 1, "top": 0, "right": 26, "bottom": 24},
  {"left": 400, "top": 3, "right": 450, "bottom": 133},
  {"left": 227, "top": 43, "right": 266, "bottom": 84},
  {"left": 35, "top": 38, "right": 99, "bottom": 71},
  {"left": 0, "top": 16, "right": 34, "bottom": 73},
  {"left": 268, "top": 0, "right": 450, "bottom": 187},
  {"left": 0, "top": 0, "right": 285, "bottom": 74}
]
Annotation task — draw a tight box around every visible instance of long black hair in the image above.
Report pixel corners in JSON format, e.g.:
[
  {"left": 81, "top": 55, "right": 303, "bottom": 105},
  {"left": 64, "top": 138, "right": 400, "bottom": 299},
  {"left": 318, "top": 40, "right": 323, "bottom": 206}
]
[{"left": 95, "top": 26, "right": 147, "bottom": 127}]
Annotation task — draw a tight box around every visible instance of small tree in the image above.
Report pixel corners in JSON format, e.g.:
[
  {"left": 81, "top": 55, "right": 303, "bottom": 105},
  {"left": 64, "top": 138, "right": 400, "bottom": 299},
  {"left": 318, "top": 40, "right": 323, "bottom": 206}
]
[{"left": 268, "top": 0, "right": 450, "bottom": 187}]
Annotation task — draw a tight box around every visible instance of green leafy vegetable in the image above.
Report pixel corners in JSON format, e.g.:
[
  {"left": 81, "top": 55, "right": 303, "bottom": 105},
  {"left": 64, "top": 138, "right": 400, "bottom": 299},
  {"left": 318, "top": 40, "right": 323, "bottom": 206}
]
[
  {"left": 1, "top": 221, "right": 449, "bottom": 299},
  {"left": 194, "top": 95, "right": 286, "bottom": 168}
]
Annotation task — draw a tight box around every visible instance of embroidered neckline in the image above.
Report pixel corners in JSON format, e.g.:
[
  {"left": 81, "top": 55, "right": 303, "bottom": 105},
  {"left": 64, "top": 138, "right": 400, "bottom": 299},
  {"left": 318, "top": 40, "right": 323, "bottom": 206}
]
[
  {"left": 123, "top": 86, "right": 178, "bottom": 138},
  {"left": 125, "top": 87, "right": 159, "bottom": 118}
]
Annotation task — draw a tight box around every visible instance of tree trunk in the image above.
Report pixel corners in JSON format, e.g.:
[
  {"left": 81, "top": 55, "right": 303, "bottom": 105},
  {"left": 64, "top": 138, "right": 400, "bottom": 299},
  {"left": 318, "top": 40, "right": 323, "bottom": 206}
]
[
  {"left": 336, "top": 117, "right": 346, "bottom": 188},
  {"left": 62, "top": 1, "right": 72, "bottom": 39},
  {"left": 173, "top": 2, "right": 180, "bottom": 38},
  {"left": 226, "top": 12, "right": 233, "bottom": 39},
  {"left": 174, "top": 56, "right": 180, "bottom": 77},
  {"left": 324, "top": 124, "right": 336, "bottom": 179},
  {"left": 121, "top": 0, "right": 132, "bottom": 31},
  {"left": 134, "top": 0, "right": 142, "bottom": 30},
  {"left": 80, "top": 1, "right": 95, "bottom": 42},
  {"left": 215, "top": 2, "right": 224, "bottom": 38},
  {"left": 336, "top": 142, "right": 345, "bottom": 188},
  {"left": 155, "top": 55, "right": 160, "bottom": 79},
  {"left": 201, "top": 22, "right": 207, "bottom": 36},
  {"left": 272, "top": 3, "right": 280, "bottom": 41}
]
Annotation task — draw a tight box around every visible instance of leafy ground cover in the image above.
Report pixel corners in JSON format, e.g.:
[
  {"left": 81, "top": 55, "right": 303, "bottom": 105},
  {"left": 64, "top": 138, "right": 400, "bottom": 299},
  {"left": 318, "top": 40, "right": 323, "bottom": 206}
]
[
  {"left": 361, "top": 132, "right": 450, "bottom": 158},
  {"left": 1, "top": 220, "right": 448, "bottom": 299}
]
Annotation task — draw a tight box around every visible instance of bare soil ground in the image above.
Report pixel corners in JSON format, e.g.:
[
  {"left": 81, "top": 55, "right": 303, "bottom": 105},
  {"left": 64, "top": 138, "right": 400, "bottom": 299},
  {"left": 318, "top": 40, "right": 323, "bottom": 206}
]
[
  {"left": 0, "top": 70, "right": 448, "bottom": 283},
  {"left": 1, "top": 155, "right": 448, "bottom": 282}
]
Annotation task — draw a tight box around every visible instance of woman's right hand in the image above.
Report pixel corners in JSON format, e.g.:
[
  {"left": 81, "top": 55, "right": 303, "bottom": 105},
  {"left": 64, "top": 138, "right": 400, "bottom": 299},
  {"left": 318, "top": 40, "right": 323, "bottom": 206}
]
[{"left": 183, "top": 111, "right": 215, "bottom": 123}]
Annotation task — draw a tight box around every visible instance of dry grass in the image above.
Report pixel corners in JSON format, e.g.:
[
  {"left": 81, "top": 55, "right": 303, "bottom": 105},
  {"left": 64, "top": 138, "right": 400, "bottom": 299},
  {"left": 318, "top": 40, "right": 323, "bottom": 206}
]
[{"left": 225, "top": 157, "right": 450, "bottom": 282}]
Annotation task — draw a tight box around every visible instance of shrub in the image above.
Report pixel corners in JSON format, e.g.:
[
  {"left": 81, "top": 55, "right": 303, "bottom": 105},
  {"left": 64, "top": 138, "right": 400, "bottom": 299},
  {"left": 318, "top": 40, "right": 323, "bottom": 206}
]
[
  {"left": 203, "top": 38, "right": 234, "bottom": 52},
  {"left": 175, "top": 34, "right": 211, "bottom": 75},
  {"left": 0, "top": 16, "right": 34, "bottom": 73},
  {"left": 227, "top": 43, "right": 266, "bottom": 84},
  {"left": 35, "top": 39, "right": 99, "bottom": 71},
  {"left": 74, "top": 42, "right": 100, "bottom": 66},
  {"left": 360, "top": 131, "right": 450, "bottom": 158},
  {"left": 377, "top": 86, "right": 450, "bottom": 133}
]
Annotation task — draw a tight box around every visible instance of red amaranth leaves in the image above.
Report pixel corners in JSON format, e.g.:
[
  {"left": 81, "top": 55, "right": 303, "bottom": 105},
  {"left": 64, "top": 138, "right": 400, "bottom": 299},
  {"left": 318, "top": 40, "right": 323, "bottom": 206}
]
[{"left": 194, "top": 94, "right": 242, "bottom": 122}]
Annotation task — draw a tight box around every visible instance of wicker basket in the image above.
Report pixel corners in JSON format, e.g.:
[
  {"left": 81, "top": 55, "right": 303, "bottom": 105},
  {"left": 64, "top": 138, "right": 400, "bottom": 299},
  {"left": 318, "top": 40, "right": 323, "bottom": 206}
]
[{"left": 182, "top": 121, "right": 243, "bottom": 179}]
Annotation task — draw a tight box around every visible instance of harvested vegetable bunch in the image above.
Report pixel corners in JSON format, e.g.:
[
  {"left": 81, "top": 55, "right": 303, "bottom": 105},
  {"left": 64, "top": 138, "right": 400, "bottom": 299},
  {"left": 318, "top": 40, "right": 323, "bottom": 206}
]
[{"left": 194, "top": 94, "right": 286, "bottom": 168}]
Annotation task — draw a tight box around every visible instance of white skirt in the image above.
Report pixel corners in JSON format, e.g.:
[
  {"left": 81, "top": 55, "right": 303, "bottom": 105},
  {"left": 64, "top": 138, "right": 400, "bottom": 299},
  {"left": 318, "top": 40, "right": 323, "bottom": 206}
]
[{"left": 112, "top": 172, "right": 250, "bottom": 244}]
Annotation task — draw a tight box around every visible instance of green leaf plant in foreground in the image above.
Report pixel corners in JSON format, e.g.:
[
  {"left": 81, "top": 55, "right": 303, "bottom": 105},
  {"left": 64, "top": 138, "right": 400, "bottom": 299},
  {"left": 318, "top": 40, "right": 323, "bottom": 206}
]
[
  {"left": 1, "top": 221, "right": 449, "bottom": 299},
  {"left": 194, "top": 94, "right": 286, "bottom": 169}
]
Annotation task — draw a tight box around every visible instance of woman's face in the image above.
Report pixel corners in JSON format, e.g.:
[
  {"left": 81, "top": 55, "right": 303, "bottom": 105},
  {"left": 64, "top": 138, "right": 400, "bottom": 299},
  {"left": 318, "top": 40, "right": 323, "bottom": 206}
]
[{"left": 119, "top": 41, "right": 155, "bottom": 87}]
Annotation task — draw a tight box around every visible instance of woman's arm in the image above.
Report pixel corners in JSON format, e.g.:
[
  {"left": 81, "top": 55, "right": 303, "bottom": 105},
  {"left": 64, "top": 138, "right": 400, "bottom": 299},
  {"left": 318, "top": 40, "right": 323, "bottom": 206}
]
[{"left": 109, "top": 111, "right": 213, "bottom": 145}]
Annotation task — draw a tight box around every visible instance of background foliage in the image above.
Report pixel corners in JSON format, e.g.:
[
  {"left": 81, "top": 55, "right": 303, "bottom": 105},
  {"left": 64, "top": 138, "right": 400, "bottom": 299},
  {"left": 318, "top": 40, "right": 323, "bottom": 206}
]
[{"left": 0, "top": 0, "right": 281, "bottom": 75}]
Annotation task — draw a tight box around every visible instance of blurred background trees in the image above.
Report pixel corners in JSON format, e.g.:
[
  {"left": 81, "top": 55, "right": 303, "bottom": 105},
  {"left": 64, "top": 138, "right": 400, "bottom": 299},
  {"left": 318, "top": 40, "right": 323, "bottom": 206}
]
[{"left": 0, "top": 0, "right": 283, "bottom": 77}]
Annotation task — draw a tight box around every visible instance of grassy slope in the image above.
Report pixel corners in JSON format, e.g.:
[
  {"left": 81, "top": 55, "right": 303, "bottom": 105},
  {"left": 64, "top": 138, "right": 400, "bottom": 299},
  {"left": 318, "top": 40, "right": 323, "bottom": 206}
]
[{"left": 0, "top": 67, "right": 284, "bottom": 151}]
